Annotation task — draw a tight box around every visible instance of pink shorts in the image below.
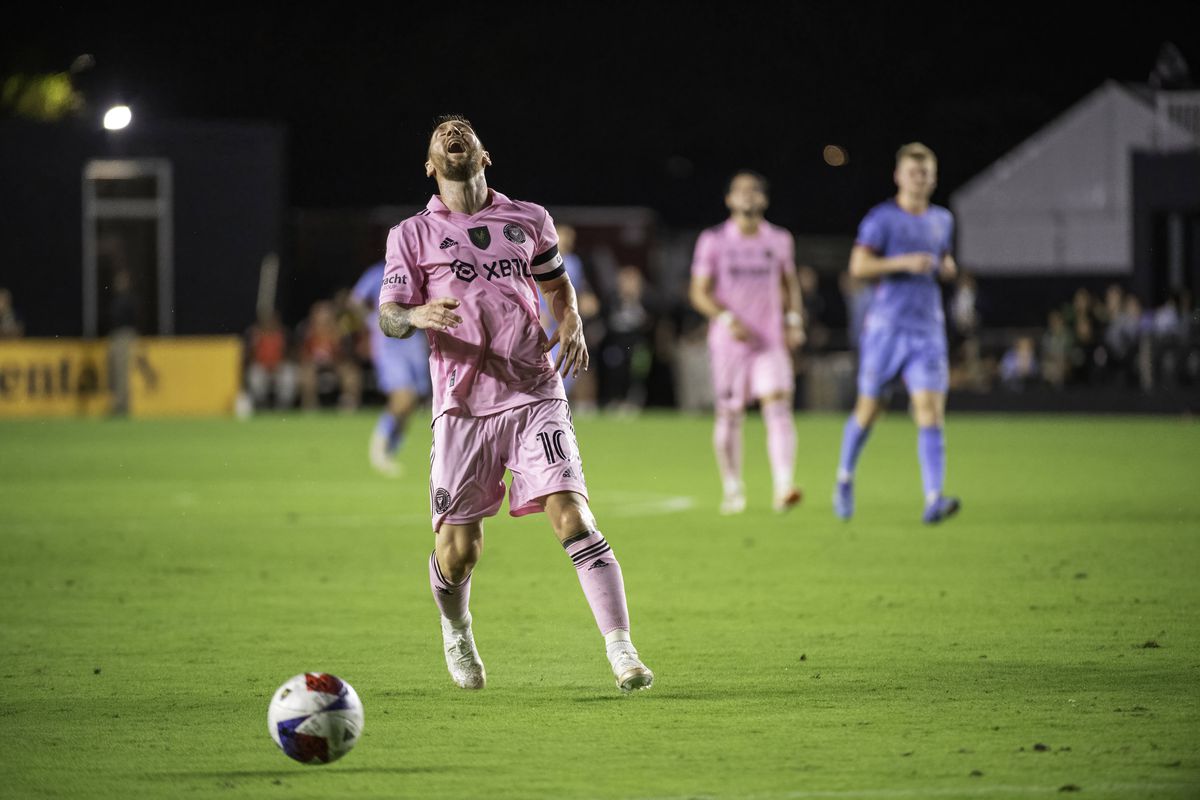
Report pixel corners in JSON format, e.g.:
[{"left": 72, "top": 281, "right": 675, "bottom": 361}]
[
  {"left": 429, "top": 399, "right": 590, "bottom": 531},
  {"left": 711, "top": 345, "right": 793, "bottom": 412}
]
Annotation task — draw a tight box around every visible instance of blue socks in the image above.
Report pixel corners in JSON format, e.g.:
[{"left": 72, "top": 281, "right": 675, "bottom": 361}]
[
  {"left": 376, "top": 413, "right": 405, "bottom": 455},
  {"left": 838, "top": 415, "right": 947, "bottom": 506},
  {"left": 837, "top": 417, "right": 872, "bottom": 483},
  {"left": 917, "top": 426, "right": 945, "bottom": 503}
]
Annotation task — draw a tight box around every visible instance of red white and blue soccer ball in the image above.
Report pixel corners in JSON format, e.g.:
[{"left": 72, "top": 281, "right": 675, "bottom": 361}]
[{"left": 268, "top": 673, "right": 364, "bottom": 764}]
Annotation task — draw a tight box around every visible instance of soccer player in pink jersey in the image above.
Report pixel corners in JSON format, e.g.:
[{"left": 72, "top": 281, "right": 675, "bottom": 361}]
[
  {"left": 378, "top": 115, "right": 652, "bottom": 693},
  {"left": 690, "top": 171, "right": 806, "bottom": 515}
]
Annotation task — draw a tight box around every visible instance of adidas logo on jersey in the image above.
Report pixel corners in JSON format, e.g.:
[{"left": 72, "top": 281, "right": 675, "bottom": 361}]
[{"left": 439, "top": 238, "right": 458, "bottom": 249}]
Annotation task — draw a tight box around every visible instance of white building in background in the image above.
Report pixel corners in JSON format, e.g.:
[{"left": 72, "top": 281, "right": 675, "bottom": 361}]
[{"left": 950, "top": 81, "right": 1199, "bottom": 276}]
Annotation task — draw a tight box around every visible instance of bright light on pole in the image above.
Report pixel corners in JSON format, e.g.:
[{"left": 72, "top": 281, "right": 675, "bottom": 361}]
[{"left": 103, "top": 105, "right": 132, "bottom": 130}]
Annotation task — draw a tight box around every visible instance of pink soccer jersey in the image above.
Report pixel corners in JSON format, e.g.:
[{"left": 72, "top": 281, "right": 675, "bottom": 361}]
[
  {"left": 691, "top": 219, "right": 795, "bottom": 351},
  {"left": 380, "top": 190, "right": 567, "bottom": 419}
]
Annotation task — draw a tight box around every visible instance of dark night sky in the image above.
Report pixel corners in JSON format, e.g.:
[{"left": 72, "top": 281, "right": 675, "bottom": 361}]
[{"left": 4, "top": 2, "right": 1198, "bottom": 232}]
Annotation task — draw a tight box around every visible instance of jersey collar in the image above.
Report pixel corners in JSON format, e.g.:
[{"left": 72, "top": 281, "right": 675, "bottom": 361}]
[
  {"left": 426, "top": 188, "right": 512, "bottom": 216},
  {"left": 724, "top": 217, "right": 766, "bottom": 239}
]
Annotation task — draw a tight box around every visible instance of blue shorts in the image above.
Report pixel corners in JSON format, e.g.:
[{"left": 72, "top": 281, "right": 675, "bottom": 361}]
[
  {"left": 372, "top": 330, "right": 431, "bottom": 395},
  {"left": 857, "top": 327, "right": 949, "bottom": 398}
]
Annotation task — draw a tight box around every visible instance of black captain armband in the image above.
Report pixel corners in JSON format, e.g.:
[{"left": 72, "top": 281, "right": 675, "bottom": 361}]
[{"left": 531, "top": 244, "right": 566, "bottom": 282}]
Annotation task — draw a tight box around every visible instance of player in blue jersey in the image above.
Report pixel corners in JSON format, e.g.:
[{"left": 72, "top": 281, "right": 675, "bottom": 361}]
[
  {"left": 351, "top": 261, "right": 431, "bottom": 476},
  {"left": 834, "top": 143, "right": 961, "bottom": 524}
]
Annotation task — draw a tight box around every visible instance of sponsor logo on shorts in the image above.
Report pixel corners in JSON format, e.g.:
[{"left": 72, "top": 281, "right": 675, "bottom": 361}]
[
  {"left": 434, "top": 488, "right": 451, "bottom": 514},
  {"left": 561, "top": 467, "right": 574, "bottom": 480},
  {"left": 503, "top": 223, "right": 527, "bottom": 243}
]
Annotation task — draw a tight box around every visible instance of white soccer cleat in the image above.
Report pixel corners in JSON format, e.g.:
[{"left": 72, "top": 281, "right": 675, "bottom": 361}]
[
  {"left": 720, "top": 491, "right": 746, "bottom": 515},
  {"left": 441, "top": 615, "right": 486, "bottom": 690},
  {"left": 609, "top": 646, "right": 654, "bottom": 693},
  {"left": 369, "top": 432, "right": 401, "bottom": 477},
  {"left": 773, "top": 487, "right": 803, "bottom": 513}
]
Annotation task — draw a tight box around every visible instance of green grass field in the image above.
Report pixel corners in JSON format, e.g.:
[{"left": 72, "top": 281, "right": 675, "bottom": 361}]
[{"left": 2, "top": 411, "right": 1198, "bottom": 799}]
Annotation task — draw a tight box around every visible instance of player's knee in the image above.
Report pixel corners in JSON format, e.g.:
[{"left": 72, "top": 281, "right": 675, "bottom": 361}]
[
  {"left": 913, "top": 406, "right": 940, "bottom": 427},
  {"left": 437, "top": 527, "right": 482, "bottom": 580},
  {"left": 391, "top": 391, "right": 417, "bottom": 415},
  {"left": 760, "top": 392, "right": 790, "bottom": 408},
  {"left": 717, "top": 406, "right": 744, "bottom": 424},
  {"left": 545, "top": 492, "right": 595, "bottom": 540},
  {"left": 918, "top": 409, "right": 944, "bottom": 428},
  {"left": 439, "top": 542, "right": 479, "bottom": 581},
  {"left": 854, "top": 397, "right": 881, "bottom": 427},
  {"left": 911, "top": 392, "right": 945, "bottom": 427}
]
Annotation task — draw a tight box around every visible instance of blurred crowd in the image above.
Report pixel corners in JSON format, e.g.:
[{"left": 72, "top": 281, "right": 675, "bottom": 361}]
[
  {"left": 243, "top": 293, "right": 367, "bottom": 412},
  {"left": 946, "top": 279, "right": 1199, "bottom": 394},
  {"left": 7, "top": 234, "right": 1197, "bottom": 414},
  {"left": 216, "top": 257, "right": 1200, "bottom": 412}
]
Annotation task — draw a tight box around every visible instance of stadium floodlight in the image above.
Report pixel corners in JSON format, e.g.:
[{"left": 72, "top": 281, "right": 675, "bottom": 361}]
[
  {"left": 823, "top": 144, "right": 849, "bottom": 167},
  {"left": 103, "top": 105, "right": 132, "bottom": 130}
]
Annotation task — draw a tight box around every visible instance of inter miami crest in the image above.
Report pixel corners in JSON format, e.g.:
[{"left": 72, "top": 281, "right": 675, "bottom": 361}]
[
  {"left": 503, "top": 223, "right": 527, "bottom": 243},
  {"left": 434, "top": 488, "right": 451, "bottom": 514},
  {"left": 468, "top": 226, "right": 491, "bottom": 249}
]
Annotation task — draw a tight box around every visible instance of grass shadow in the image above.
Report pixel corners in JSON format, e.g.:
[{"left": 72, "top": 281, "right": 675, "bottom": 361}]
[{"left": 150, "top": 766, "right": 444, "bottom": 779}]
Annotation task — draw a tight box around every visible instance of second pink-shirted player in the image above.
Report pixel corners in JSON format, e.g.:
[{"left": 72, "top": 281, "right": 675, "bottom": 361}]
[
  {"left": 690, "top": 171, "right": 806, "bottom": 514},
  {"left": 378, "top": 115, "right": 652, "bottom": 693}
]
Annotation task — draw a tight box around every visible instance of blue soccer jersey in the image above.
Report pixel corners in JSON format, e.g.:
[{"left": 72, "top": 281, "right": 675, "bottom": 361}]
[
  {"left": 352, "top": 262, "right": 388, "bottom": 321},
  {"left": 855, "top": 200, "right": 954, "bottom": 335},
  {"left": 353, "top": 261, "right": 430, "bottom": 395}
]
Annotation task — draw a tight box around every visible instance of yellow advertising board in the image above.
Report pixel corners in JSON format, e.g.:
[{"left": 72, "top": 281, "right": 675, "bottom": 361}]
[
  {"left": 129, "top": 338, "right": 242, "bottom": 417},
  {"left": 0, "top": 337, "right": 242, "bottom": 418},
  {"left": 0, "top": 340, "right": 111, "bottom": 417}
]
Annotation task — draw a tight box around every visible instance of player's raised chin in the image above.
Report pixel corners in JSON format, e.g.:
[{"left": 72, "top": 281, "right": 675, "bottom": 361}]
[{"left": 425, "top": 125, "right": 492, "bottom": 180}]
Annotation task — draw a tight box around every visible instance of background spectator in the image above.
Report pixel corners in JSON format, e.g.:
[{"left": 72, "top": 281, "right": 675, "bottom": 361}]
[
  {"left": 601, "top": 265, "right": 654, "bottom": 414},
  {"left": 0, "top": 288, "right": 24, "bottom": 338},
  {"left": 298, "top": 300, "right": 362, "bottom": 412},
  {"left": 107, "top": 268, "right": 138, "bottom": 416},
  {"left": 245, "top": 310, "right": 298, "bottom": 410},
  {"left": 798, "top": 266, "right": 829, "bottom": 352},
  {"left": 1040, "top": 310, "right": 1072, "bottom": 390},
  {"left": 999, "top": 336, "right": 1038, "bottom": 392}
]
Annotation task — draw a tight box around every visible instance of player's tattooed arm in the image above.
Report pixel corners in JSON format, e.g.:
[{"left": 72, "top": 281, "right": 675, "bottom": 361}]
[
  {"left": 538, "top": 274, "right": 589, "bottom": 377},
  {"left": 379, "top": 299, "right": 463, "bottom": 339}
]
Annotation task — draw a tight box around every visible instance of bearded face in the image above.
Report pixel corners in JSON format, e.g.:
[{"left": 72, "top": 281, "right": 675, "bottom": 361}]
[{"left": 427, "top": 120, "right": 490, "bottom": 181}]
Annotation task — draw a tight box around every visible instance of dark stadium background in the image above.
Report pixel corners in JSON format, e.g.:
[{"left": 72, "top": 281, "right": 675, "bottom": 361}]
[
  {"left": 4, "top": 4, "right": 1195, "bottom": 225},
  {"left": 2, "top": 3, "right": 1197, "bottom": 411}
]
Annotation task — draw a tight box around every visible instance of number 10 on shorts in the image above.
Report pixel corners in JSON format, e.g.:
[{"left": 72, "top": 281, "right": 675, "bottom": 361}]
[{"left": 537, "top": 429, "right": 570, "bottom": 464}]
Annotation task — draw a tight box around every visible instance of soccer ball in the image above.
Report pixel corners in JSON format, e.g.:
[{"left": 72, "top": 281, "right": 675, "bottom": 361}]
[{"left": 267, "top": 673, "right": 364, "bottom": 764}]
